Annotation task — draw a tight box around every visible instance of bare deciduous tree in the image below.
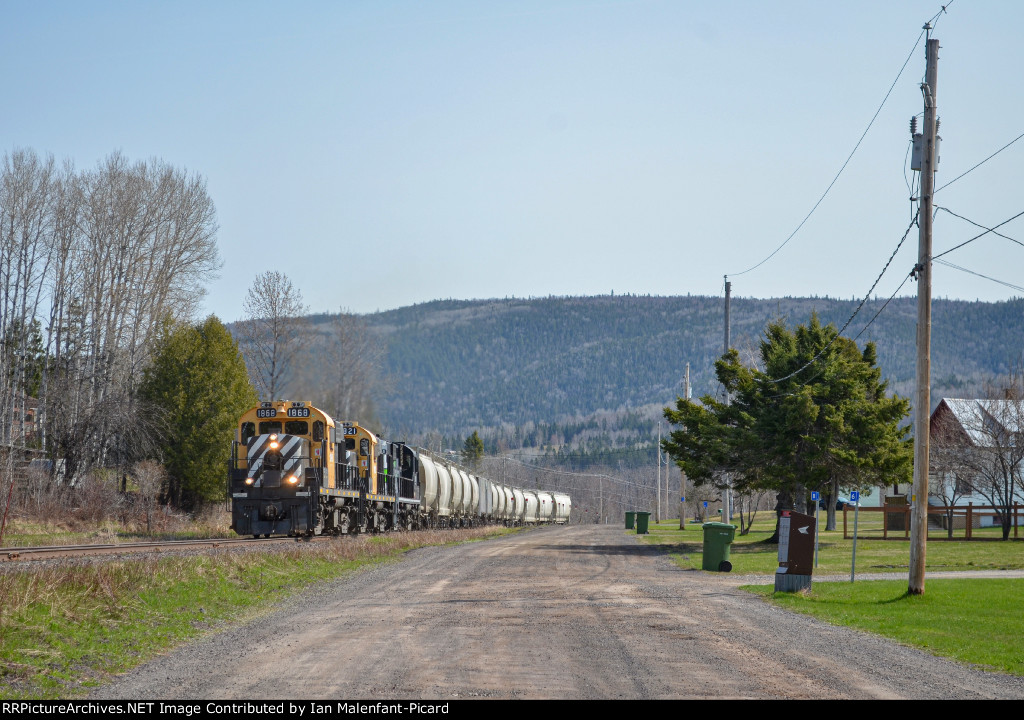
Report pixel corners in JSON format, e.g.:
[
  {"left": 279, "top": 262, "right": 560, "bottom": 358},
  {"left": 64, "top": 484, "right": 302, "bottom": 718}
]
[
  {"left": 295, "top": 310, "right": 384, "bottom": 422},
  {"left": 0, "top": 149, "right": 221, "bottom": 497},
  {"left": 930, "top": 410, "right": 975, "bottom": 538},
  {"left": 133, "top": 459, "right": 167, "bottom": 534},
  {"left": 932, "top": 377, "right": 1024, "bottom": 540},
  {"left": 238, "top": 271, "right": 308, "bottom": 401}
]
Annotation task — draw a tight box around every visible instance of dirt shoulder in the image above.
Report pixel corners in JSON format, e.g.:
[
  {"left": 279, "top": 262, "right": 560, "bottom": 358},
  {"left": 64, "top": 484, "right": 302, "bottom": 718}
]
[{"left": 92, "top": 524, "right": 1024, "bottom": 699}]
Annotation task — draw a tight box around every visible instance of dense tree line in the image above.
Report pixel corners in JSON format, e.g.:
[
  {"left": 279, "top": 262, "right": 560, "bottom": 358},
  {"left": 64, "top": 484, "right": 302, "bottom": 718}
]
[
  {"left": 362, "top": 294, "right": 1023, "bottom": 450},
  {"left": 0, "top": 148, "right": 225, "bottom": 499}
]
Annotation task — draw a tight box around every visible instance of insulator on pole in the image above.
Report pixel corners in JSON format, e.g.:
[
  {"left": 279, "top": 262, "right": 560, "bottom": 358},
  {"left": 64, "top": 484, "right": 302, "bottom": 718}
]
[{"left": 910, "top": 116, "right": 918, "bottom": 136}]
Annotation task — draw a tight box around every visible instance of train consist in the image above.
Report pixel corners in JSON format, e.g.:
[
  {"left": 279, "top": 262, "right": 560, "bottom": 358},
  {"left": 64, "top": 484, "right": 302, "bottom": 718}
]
[{"left": 228, "top": 400, "right": 571, "bottom": 538}]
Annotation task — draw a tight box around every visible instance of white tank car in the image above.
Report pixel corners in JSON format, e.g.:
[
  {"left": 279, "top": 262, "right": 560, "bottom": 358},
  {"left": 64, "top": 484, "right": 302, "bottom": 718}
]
[
  {"left": 512, "top": 487, "right": 526, "bottom": 524},
  {"left": 456, "top": 469, "right": 470, "bottom": 519},
  {"left": 553, "top": 493, "right": 572, "bottom": 524},
  {"left": 419, "top": 454, "right": 440, "bottom": 520},
  {"left": 447, "top": 463, "right": 463, "bottom": 517},
  {"left": 488, "top": 480, "right": 499, "bottom": 521},
  {"left": 492, "top": 483, "right": 505, "bottom": 520},
  {"left": 476, "top": 476, "right": 490, "bottom": 519},
  {"left": 523, "top": 490, "right": 539, "bottom": 524},
  {"left": 536, "top": 491, "right": 555, "bottom": 523},
  {"left": 467, "top": 473, "right": 479, "bottom": 522},
  {"left": 502, "top": 486, "right": 514, "bottom": 523},
  {"left": 435, "top": 463, "right": 453, "bottom": 523}
]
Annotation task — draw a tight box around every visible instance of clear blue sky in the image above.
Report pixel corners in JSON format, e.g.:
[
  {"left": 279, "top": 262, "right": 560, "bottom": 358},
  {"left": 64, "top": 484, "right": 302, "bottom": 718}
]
[{"left": 4, "top": 1, "right": 1021, "bottom": 321}]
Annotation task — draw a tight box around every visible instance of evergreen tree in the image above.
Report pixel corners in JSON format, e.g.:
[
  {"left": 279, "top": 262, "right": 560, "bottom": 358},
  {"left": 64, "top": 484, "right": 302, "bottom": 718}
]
[
  {"left": 663, "top": 313, "right": 912, "bottom": 537},
  {"left": 462, "top": 430, "right": 485, "bottom": 468},
  {"left": 139, "top": 316, "right": 257, "bottom": 509}
]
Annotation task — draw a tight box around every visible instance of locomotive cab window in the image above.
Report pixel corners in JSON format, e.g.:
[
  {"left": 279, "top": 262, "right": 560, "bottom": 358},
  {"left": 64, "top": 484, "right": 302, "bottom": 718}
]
[
  {"left": 312, "top": 421, "right": 324, "bottom": 442},
  {"left": 240, "top": 422, "right": 256, "bottom": 443},
  {"left": 259, "top": 421, "right": 283, "bottom": 435},
  {"left": 285, "top": 420, "right": 309, "bottom": 436},
  {"left": 359, "top": 438, "right": 369, "bottom": 456},
  {"left": 345, "top": 438, "right": 356, "bottom": 451}
]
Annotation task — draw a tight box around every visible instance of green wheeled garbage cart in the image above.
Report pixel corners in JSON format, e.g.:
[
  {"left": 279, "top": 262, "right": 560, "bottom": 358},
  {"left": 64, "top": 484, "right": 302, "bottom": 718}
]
[
  {"left": 635, "top": 511, "right": 651, "bottom": 534},
  {"left": 625, "top": 511, "right": 636, "bottom": 529},
  {"left": 702, "top": 522, "right": 737, "bottom": 571}
]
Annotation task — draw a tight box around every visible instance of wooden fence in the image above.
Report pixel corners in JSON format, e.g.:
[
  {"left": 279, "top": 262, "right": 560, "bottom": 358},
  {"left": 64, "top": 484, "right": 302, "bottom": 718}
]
[{"left": 842, "top": 502, "right": 1023, "bottom": 540}]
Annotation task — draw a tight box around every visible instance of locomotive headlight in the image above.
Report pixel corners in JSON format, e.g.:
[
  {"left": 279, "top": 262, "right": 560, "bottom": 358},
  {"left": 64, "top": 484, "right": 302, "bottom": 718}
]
[
  {"left": 287, "top": 475, "right": 299, "bottom": 485},
  {"left": 270, "top": 441, "right": 279, "bottom": 449},
  {"left": 245, "top": 477, "right": 254, "bottom": 485}
]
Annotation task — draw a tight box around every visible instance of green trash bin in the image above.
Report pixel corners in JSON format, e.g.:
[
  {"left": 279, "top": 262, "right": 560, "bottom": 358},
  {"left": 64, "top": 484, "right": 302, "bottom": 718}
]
[
  {"left": 635, "top": 511, "right": 651, "bottom": 534},
  {"left": 702, "top": 522, "right": 737, "bottom": 572},
  {"left": 625, "top": 511, "right": 636, "bottom": 529}
]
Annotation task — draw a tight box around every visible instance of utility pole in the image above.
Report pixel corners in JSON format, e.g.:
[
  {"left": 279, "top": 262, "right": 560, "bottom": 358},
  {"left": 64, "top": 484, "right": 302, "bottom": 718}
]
[
  {"left": 909, "top": 31, "right": 939, "bottom": 596},
  {"left": 679, "top": 363, "right": 690, "bottom": 530},
  {"left": 656, "top": 422, "right": 662, "bottom": 524},
  {"left": 723, "top": 276, "right": 733, "bottom": 521}
]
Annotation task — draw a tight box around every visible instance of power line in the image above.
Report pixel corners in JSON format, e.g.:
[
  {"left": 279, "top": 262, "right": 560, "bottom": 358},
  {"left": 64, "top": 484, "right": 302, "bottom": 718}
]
[
  {"left": 765, "top": 215, "right": 919, "bottom": 384},
  {"left": 934, "top": 208, "right": 1024, "bottom": 260},
  {"left": 935, "top": 206, "right": 1024, "bottom": 251},
  {"left": 852, "top": 271, "right": 915, "bottom": 342},
  {"left": 728, "top": 25, "right": 927, "bottom": 278},
  {"left": 934, "top": 258, "right": 1024, "bottom": 294},
  {"left": 935, "top": 130, "right": 1024, "bottom": 194}
]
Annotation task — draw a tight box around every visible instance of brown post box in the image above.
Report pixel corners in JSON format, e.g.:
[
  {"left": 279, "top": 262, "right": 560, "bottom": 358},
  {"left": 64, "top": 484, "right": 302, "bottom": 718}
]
[{"left": 775, "top": 509, "right": 816, "bottom": 592}]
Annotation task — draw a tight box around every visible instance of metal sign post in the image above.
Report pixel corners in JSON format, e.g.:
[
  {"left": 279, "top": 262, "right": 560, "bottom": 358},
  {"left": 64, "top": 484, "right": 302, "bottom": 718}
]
[
  {"left": 850, "top": 490, "right": 861, "bottom": 583},
  {"left": 811, "top": 491, "right": 820, "bottom": 568}
]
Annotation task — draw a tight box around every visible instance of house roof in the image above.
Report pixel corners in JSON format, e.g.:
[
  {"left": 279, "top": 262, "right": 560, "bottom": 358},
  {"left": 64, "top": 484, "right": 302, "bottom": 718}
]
[{"left": 932, "top": 398, "right": 1022, "bottom": 446}]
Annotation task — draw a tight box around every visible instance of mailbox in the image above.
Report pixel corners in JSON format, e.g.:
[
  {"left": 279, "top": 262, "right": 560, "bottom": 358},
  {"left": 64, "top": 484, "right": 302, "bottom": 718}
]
[{"left": 775, "top": 509, "right": 816, "bottom": 592}]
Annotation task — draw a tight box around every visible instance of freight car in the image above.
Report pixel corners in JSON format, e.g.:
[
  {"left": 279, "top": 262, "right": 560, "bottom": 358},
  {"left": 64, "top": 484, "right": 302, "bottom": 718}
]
[{"left": 227, "top": 400, "right": 571, "bottom": 537}]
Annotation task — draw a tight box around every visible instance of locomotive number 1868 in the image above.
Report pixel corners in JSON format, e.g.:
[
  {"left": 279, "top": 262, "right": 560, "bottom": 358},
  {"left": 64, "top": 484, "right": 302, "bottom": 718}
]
[{"left": 287, "top": 407, "right": 311, "bottom": 418}]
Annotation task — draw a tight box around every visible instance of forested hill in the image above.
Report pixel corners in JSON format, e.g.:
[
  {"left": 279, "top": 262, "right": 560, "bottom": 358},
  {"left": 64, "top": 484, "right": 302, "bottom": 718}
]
[{"left": 356, "top": 294, "right": 1024, "bottom": 443}]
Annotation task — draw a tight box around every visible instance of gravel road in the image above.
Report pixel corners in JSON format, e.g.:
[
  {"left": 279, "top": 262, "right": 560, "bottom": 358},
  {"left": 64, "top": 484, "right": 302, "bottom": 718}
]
[{"left": 92, "top": 523, "right": 1024, "bottom": 699}]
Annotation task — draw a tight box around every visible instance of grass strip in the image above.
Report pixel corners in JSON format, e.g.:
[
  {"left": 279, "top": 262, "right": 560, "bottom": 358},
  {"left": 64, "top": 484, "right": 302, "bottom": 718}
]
[
  {"left": 744, "top": 578, "right": 1024, "bottom": 675},
  {"left": 639, "top": 519, "right": 1024, "bottom": 575},
  {"left": 0, "top": 527, "right": 515, "bottom": 699}
]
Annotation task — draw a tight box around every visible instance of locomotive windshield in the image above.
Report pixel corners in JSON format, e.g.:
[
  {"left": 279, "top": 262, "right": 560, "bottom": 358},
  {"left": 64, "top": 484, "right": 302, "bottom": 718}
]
[
  {"left": 259, "top": 421, "right": 283, "bottom": 435},
  {"left": 285, "top": 420, "right": 309, "bottom": 435}
]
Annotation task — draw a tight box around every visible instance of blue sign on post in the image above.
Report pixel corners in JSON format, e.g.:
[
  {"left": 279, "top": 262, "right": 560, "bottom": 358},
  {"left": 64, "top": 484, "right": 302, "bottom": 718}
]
[
  {"left": 811, "top": 491, "right": 819, "bottom": 501},
  {"left": 680, "top": 497, "right": 685, "bottom": 503},
  {"left": 851, "top": 491, "right": 860, "bottom": 502},
  {"left": 703, "top": 501, "right": 708, "bottom": 508}
]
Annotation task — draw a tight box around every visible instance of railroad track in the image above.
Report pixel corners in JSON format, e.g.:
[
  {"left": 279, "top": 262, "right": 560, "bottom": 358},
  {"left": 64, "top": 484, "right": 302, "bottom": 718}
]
[{"left": 0, "top": 535, "right": 317, "bottom": 563}]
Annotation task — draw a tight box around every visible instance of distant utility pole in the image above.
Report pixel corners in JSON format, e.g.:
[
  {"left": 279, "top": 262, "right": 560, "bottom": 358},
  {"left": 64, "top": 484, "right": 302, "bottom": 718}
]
[
  {"left": 723, "top": 276, "right": 733, "bottom": 521},
  {"left": 656, "top": 422, "right": 662, "bottom": 524},
  {"left": 909, "top": 31, "right": 939, "bottom": 596},
  {"left": 679, "top": 364, "right": 690, "bottom": 530}
]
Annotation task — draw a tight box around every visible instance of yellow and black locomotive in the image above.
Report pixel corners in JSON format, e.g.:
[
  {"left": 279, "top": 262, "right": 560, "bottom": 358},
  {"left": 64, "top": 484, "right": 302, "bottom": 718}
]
[{"left": 228, "top": 400, "right": 421, "bottom": 537}]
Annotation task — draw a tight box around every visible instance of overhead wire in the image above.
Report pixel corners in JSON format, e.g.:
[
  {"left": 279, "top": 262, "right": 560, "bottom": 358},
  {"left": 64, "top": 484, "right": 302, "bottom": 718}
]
[
  {"left": 933, "top": 259, "right": 1024, "bottom": 294},
  {"left": 933, "top": 208, "right": 1024, "bottom": 260},
  {"left": 934, "top": 130, "right": 1024, "bottom": 195},
  {"left": 763, "top": 215, "right": 919, "bottom": 386},
  {"left": 727, "top": 24, "right": 928, "bottom": 278},
  {"left": 935, "top": 206, "right": 1024, "bottom": 251}
]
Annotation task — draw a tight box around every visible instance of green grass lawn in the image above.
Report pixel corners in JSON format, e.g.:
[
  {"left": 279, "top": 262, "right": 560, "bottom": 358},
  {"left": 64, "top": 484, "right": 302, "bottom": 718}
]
[
  {"left": 746, "top": 578, "right": 1024, "bottom": 675},
  {"left": 637, "top": 516, "right": 1024, "bottom": 675},
  {"left": 638, "top": 516, "right": 1024, "bottom": 576}
]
